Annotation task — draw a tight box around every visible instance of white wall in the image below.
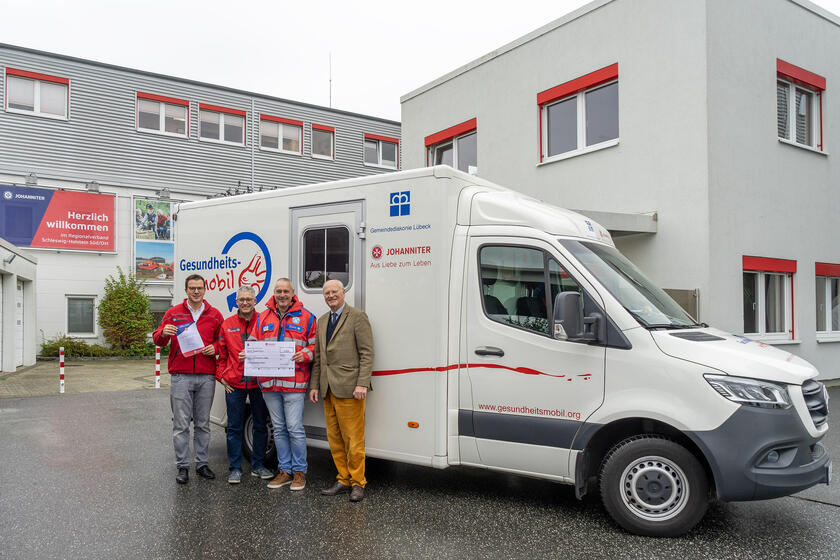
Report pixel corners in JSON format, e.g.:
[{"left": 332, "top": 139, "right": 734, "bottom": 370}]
[
  {"left": 0, "top": 238, "right": 37, "bottom": 371},
  {"left": 401, "top": 0, "right": 712, "bottom": 315},
  {"left": 402, "top": 0, "right": 840, "bottom": 379},
  {"left": 705, "top": 0, "right": 840, "bottom": 378}
]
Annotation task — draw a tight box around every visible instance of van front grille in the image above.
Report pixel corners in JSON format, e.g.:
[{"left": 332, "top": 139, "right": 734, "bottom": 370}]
[{"left": 801, "top": 379, "right": 829, "bottom": 428}]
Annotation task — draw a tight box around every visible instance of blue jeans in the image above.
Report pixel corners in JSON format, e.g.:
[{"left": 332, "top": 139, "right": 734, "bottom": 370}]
[
  {"left": 262, "top": 392, "right": 307, "bottom": 474},
  {"left": 225, "top": 387, "right": 268, "bottom": 472}
]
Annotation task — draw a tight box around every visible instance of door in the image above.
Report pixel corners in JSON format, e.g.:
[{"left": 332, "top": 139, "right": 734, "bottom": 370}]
[
  {"left": 291, "top": 201, "right": 366, "bottom": 441},
  {"left": 290, "top": 201, "right": 365, "bottom": 318},
  {"left": 461, "top": 237, "right": 606, "bottom": 478},
  {"left": 15, "top": 279, "right": 24, "bottom": 367}
]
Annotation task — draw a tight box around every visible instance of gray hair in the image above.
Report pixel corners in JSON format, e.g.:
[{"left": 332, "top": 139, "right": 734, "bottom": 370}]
[
  {"left": 322, "top": 279, "right": 345, "bottom": 290},
  {"left": 237, "top": 285, "right": 256, "bottom": 297}
]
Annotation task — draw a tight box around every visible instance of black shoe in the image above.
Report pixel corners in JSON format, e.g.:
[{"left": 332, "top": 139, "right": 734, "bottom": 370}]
[
  {"left": 320, "top": 481, "right": 351, "bottom": 496},
  {"left": 349, "top": 485, "right": 365, "bottom": 502},
  {"left": 196, "top": 465, "right": 216, "bottom": 480},
  {"left": 176, "top": 468, "right": 189, "bottom": 484}
]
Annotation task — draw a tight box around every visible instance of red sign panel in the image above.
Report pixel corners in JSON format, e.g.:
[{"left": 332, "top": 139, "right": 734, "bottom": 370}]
[{"left": 1, "top": 185, "right": 116, "bottom": 251}]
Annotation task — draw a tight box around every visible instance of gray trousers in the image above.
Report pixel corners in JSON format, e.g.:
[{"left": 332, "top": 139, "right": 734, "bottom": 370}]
[{"left": 170, "top": 373, "right": 215, "bottom": 469}]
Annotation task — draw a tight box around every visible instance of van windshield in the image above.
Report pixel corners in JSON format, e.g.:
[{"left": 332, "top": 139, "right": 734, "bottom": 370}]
[{"left": 560, "top": 240, "right": 698, "bottom": 329}]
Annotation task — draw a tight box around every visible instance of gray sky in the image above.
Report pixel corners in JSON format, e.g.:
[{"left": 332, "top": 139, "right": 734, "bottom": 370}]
[{"left": 3, "top": 0, "right": 839, "bottom": 122}]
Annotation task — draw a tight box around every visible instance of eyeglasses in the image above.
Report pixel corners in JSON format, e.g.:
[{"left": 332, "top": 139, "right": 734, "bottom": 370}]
[
  {"left": 187, "top": 287, "right": 205, "bottom": 292},
  {"left": 236, "top": 298, "right": 255, "bottom": 303}
]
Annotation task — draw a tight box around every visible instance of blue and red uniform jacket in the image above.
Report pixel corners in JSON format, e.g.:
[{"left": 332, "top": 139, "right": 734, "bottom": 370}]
[
  {"left": 216, "top": 311, "right": 259, "bottom": 389},
  {"left": 249, "top": 295, "right": 316, "bottom": 393},
  {"left": 153, "top": 299, "right": 223, "bottom": 375}
]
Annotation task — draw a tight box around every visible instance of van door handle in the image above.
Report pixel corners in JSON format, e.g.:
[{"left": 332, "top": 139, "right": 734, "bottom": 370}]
[{"left": 474, "top": 346, "right": 504, "bottom": 357}]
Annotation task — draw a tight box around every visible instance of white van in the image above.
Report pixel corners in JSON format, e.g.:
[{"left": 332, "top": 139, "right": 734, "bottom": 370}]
[{"left": 175, "top": 166, "right": 830, "bottom": 536}]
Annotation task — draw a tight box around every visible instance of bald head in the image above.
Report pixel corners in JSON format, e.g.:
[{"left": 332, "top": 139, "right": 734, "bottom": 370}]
[{"left": 322, "top": 279, "right": 346, "bottom": 312}]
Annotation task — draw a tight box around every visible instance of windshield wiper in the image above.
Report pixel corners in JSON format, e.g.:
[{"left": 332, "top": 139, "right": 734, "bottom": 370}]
[{"left": 644, "top": 323, "right": 700, "bottom": 330}]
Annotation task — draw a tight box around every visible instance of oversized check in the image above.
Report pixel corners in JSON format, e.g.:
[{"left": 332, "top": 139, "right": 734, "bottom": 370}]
[{"left": 244, "top": 340, "right": 296, "bottom": 377}]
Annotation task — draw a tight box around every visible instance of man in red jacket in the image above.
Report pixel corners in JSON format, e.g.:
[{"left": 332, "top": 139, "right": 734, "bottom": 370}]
[
  {"left": 248, "top": 278, "right": 316, "bottom": 491},
  {"left": 216, "top": 285, "right": 272, "bottom": 484},
  {"left": 153, "top": 274, "right": 223, "bottom": 484}
]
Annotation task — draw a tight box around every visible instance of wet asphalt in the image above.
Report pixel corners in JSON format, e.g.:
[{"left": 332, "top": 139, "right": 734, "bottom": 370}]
[{"left": 0, "top": 388, "right": 838, "bottom": 560}]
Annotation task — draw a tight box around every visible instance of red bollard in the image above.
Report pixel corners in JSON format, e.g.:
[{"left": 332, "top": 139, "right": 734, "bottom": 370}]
[
  {"left": 59, "top": 346, "right": 65, "bottom": 394},
  {"left": 155, "top": 346, "right": 161, "bottom": 389}
]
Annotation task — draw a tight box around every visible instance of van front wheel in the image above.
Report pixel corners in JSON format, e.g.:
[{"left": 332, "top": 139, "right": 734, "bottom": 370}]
[{"left": 599, "top": 435, "right": 708, "bottom": 537}]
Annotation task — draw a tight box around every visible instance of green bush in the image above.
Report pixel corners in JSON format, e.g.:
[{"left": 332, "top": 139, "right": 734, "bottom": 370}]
[
  {"left": 98, "top": 267, "right": 154, "bottom": 353},
  {"left": 40, "top": 334, "right": 110, "bottom": 357},
  {"left": 39, "top": 333, "right": 169, "bottom": 358}
]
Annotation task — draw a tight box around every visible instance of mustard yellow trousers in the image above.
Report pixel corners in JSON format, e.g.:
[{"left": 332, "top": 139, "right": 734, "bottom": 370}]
[{"left": 323, "top": 392, "right": 366, "bottom": 487}]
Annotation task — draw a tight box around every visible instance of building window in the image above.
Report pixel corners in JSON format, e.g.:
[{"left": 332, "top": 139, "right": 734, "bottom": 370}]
[
  {"left": 199, "top": 104, "right": 245, "bottom": 146},
  {"left": 815, "top": 263, "right": 840, "bottom": 339},
  {"left": 312, "top": 124, "right": 335, "bottom": 160},
  {"left": 5, "top": 68, "right": 69, "bottom": 119},
  {"left": 136, "top": 92, "right": 188, "bottom": 137},
  {"left": 742, "top": 256, "right": 796, "bottom": 341},
  {"left": 538, "top": 63, "right": 618, "bottom": 162},
  {"left": 149, "top": 298, "right": 172, "bottom": 331},
  {"left": 260, "top": 114, "right": 302, "bottom": 154},
  {"left": 425, "top": 118, "right": 477, "bottom": 173},
  {"left": 67, "top": 296, "right": 96, "bottom": 336},
  {"left": 302, "top": 226, "right": 350, "bottom": 289},
  {"left": 363, "top": 133, "right": 399, "bottom": 169},
  {"left": 777, "top": 59, "right": 825, "bottom": 151}
]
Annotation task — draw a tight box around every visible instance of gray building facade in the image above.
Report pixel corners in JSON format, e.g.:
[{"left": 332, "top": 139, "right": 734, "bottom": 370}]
[
  {"left": 401, "top": 0, "right": 840, "bottom": 380},
  {"left": 0, "top": 43, "right": 400, "bottom": 359}
]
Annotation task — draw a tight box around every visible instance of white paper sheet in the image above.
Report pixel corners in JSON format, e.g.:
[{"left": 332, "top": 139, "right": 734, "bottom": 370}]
[
  {"left": 176, "top": 322, "right": 205, "bottom": 357},
  {"left": 244, "top": 340, "right": 296, "bottom": 377}
]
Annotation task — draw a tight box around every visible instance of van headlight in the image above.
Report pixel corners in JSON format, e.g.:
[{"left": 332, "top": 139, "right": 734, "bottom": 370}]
[{"left": 703, "top": 374, "right": 791, "bottom": 409}]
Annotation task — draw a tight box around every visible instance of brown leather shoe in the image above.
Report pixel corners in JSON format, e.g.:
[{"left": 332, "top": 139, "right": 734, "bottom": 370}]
[
  {"left": 267, "top": 471, "right": 292, "bottom": 489},
  {"left": 349, "top": 485, "right": 365, "bottom": 502},
  {"left": 320, "top": 481, "right": 351, "bottom": 496},
  {"left": 290, "top": 472, "right": 306, "bottom": 491}
]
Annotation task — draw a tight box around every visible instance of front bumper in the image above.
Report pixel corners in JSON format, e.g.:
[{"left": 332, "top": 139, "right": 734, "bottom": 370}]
[{"left": 687, "top": 405, "right": 830, "bottom": 501}]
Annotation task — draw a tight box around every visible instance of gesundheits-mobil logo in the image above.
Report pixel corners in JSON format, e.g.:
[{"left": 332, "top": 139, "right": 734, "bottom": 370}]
[
  {"left": 179, "top": 231, "right": 272, "bottom": 310},
  {"left": 389, "top": 191, "right": 410, "bottom": 216}
]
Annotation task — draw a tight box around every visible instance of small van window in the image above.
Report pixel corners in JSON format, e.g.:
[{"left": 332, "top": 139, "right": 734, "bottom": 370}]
[
  {"left": 479, "top": 246, "right": 585, "bottom": 336},
  {"left": 302, "top": 226, "right": 350, "bottom": 288}
]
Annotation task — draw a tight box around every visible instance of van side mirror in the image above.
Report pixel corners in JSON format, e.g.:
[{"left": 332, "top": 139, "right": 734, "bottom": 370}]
[{"left": 553, "top": 292, "right": 601, "bottom": 342}]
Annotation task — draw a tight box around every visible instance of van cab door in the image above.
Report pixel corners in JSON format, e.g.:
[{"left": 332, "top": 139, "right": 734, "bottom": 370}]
[{"left": 460, "top": 236, "right": 606, "bottom": 478}]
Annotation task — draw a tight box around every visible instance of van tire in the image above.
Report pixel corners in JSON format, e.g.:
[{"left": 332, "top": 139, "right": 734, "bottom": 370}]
[
  {"left": 599, "top": 435, "right": 708, "bottom": 537},
  {"left": 242, "top": 405, "right": 277, "bottom": 468}
]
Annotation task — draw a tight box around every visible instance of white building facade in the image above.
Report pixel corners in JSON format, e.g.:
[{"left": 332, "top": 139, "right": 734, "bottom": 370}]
[
  {"left": 401, "top": 0, "right": 840, "bottom": 380},
  {"left": 0, "top": 44, "right": 400, "bottom": 361}
]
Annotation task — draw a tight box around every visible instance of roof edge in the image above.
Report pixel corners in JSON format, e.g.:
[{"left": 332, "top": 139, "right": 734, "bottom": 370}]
[
  {"left": 787, "top": 0, "right": 840, "bottom": 26},
  {"left": 400, "top": 0, "right": 614, "bottom": 104},
  {"left": 400, "top": 0, "right": 840, "bottom": 104},
  {"left": 0, "top": 42, "right": 401, "bottom": 126}
]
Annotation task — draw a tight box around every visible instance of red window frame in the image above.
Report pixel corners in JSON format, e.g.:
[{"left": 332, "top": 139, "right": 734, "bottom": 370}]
[
  {"left": 135, "top": 91, "right": 190, "bottom": 134},
  {"left": 5, "top": 67, "right": 70, "bottom": 118},
  {"left": 815, "top": 262, "right": 840, "bottom": 277},
  {"left": 743, "top": 255, "right": 797, "bottom": 338},
  {"left": 537, "top": 63, "right": 618, "bottom": 162},
  {"left": 312, "top": 123, "right": 335, "bottom": 159},
  {"left": 424, "top": 118, "right": 477, "bottom": 166},
  {"left": 815, "top": 262, "right": 840, "bottom": 333},
  {"left": 198, "top": 103, "right": 247, "bottom": 145},
  {"left": 259, "top": 114, "right": 304, "bottom": 154},
  {"left": 364, "top": 133, "right": 400, "bottom": 168},
  {"left": 777, "top": 59, "right": 825, "bottom": 151}
]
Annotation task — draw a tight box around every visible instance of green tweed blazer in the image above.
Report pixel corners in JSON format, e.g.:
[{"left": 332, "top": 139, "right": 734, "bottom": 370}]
[{"left": 310, "top": 305, "right": 374, "bottom": 399}]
